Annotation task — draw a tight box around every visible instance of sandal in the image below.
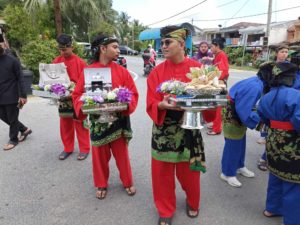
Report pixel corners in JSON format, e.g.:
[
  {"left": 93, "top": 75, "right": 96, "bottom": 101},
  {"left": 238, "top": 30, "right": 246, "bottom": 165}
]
[
  {"left": 206, "top": 130, "right": 221, "bottom": 135},
  {"left": 263, "top": 210, "right": 282, "bottom": 218},
  {"left": 158, "top": 217, "right": 172, "bottom": 225},
  {"left": 257, "top": 160, "right": 268, "bottom": 171},
  {"left": 77, "top": 152, "right": 89, "bottom": 160},
  {"left": 186, "top": 202, "right": 199, "bottom": 218},
  {"left": 3, "top": 141, "right": 18, "bottom": 151},
  {"left": 124, "top": 186, "right": 136, "bottom": 196},
  {"left": 58, "top": 151, "right": 72, "bottom": 160},
  {"left": 96, "top": 187, "right": 107, "bottom": 200},
  {"left": 19, "top": 129, "right": 32, "bottom": 142}
]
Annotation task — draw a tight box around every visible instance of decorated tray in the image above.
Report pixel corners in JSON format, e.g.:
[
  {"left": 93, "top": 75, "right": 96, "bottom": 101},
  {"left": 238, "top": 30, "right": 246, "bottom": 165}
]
[
  {"left": 81, "top": 102, "right": 128, "bottom": 114},
  {"left": 32, "top": 89, "right": 71, "bottom": 100},
  {"left": 170, "top": 95, "right": 228, "bottom": 109}
]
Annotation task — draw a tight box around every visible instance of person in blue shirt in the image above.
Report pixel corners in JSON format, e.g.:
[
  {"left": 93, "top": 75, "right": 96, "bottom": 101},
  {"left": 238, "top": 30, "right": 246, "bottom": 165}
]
[
  {"left": 257, "top": 61, "right": 300, "bottom": 225},
  {"left": 220, "top": 76, "right": 263, "bottom": 187}
]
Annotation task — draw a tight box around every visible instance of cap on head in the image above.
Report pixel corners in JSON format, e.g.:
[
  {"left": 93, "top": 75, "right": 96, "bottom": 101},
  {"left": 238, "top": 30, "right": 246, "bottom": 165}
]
[
  {"left": 148, "top": 44, "right": 152, "bottom": 48},
  {"left": 56, "top": 34, "right": 72, "bottom": 49}
]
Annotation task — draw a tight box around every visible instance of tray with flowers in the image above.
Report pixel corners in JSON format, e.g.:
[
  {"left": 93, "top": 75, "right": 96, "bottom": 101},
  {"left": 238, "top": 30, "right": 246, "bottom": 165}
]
[
  {"left": 32, "top": 82, "right": 75, "bottom": 100},
  {"left": 80, "top": 87, "right": 132, "bottom": 114},
  {"left": 157, "top": 65, "right": 227, "bottom": 109}
]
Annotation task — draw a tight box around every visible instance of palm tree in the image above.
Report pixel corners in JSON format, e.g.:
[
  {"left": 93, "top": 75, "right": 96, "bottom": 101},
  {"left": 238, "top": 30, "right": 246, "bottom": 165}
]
[{"left": 23, "top": 0, "right": 106, "bottom": 37}]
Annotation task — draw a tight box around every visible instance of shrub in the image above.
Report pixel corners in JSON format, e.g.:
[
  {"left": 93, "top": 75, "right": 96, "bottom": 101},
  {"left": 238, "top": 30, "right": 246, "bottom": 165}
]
[{"left": 21, "top": 39, "right": 85, "bottom": 83}]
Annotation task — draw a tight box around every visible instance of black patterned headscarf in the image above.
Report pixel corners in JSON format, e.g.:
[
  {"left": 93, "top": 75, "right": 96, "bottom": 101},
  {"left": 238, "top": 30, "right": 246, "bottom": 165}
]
[
  {"left": 91, "top": 34, "right": 119, "bottom": 62},
  {"left": 257, "top": 61, "right": 297, "bottom": 93}
]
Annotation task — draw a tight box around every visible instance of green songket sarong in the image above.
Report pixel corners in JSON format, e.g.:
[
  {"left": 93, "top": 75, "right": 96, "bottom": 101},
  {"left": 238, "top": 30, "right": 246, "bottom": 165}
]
[
  {"left": 151, "top": 110, "right": 206, "bottom": 172},
  {"left": 222, "top": 99, "right": 247, "bottom": 140},
  {"left": 88, "top": 113, "right": 132, "bottom": 147},
  {"left": 266, "top": 127, "right": 300, "bottom": 183},
  {"left": 58, "top": 98, "right": 74, "bottom": 118}
]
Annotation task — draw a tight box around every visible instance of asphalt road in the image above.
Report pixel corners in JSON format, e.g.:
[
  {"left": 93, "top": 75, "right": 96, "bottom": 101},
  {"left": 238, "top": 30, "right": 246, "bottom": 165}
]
[{"left": 0, "top": 56, "right": 282, "bottom": 225}]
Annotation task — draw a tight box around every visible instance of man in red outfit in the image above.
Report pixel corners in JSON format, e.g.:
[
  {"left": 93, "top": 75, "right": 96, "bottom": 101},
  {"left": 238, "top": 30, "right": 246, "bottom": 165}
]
[
  {"left": 72, "top": 34, "right": 139, "bottom": 200},
  {"left": 52, "top": 34, "right": 90, "bottom": 160},
  {"left": 147, "top": 25, "right": 206, "bottom": 225}
]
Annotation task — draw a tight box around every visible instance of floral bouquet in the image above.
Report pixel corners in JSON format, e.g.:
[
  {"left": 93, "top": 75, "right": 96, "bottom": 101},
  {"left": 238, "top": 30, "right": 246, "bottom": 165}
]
[
  {"left": 32, "top": 82, "right": 75, "bottom": 100},
  {"left": 156, "top": 79, "right": 187, "bottom": 96},
  {"left": 80, "top": 87, "right": 132, "bottom": 114}
]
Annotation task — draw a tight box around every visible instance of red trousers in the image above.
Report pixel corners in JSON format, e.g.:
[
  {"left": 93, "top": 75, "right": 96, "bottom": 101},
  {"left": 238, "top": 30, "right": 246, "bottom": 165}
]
[
  {"left": 152, "top": 158, "right": 200, "bottom": 218},
  {"left": 202, "top": 106, "right": 222, "bottom": 133},
  {"left": 92, "top": 137, "right": 133, "bottom": 188},
  {"left": 60, "top": 117, "right": 90, "bottom": 153}
]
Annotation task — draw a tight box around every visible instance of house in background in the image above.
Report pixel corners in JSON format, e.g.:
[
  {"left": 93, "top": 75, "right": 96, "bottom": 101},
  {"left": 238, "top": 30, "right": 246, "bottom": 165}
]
[{"left": 287, "top": 18, "right": 300, "bottom": 45}]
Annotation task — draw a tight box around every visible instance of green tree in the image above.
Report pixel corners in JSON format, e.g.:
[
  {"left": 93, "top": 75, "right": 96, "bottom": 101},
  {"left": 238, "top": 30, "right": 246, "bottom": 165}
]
[{"left": 3, "top": 4, "right": 38, "bottom": 48}]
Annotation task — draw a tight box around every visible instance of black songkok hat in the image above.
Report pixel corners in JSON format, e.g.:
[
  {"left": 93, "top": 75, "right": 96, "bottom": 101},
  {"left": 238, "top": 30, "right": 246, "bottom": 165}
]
[{"left": 56, "top": 34, "right": 72, "bottom": 48}]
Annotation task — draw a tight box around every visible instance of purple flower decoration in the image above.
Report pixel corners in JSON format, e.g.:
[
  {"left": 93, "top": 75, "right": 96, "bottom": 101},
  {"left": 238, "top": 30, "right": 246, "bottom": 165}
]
[
  {"left": 156, "top": 83, "right": 162, "bottom": 93},
  {"left": 116, "top": 88, "right": 132, "bottom": 103},
  {"left": 50, "top": 83, "right": 67, "bottom": 96},
  {"left": 93, "top": 95, "right": 104, "bottom": 103}
]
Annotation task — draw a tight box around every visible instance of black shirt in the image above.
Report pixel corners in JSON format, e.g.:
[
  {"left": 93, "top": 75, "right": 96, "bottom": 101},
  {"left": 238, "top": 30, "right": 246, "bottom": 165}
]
[{"left": 0, "top": 53, "right": 26, "bottom": 105}]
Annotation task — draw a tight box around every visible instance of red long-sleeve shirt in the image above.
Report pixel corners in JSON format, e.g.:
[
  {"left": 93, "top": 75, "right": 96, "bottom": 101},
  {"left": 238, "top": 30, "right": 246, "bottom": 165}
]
[
  {"left": 213, "top": 50, "right": 229, "bottom": 81},
  {"left": 52, "top": 54, "right": 86, "bottom": 83},
  {"left": 146, "top": 57, "right": 201, "bottom": 126},
  {"left": 72, "top": 61, "right": 139, "bottom": 120}
]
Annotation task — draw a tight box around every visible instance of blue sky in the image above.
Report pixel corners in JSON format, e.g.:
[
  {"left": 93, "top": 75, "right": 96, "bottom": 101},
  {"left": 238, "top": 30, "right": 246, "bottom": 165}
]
[{"left": 112, "top": 0, "right": 300, "bottom": 28}]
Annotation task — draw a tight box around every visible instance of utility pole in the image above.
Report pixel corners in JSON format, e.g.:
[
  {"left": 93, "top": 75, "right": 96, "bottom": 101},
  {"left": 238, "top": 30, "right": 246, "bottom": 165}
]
[
  {"left": 265, "top": 0, "right": 272, "bottom": 60},
  {"left": 266, "top": 0, "right": 272, "bottom": 38}
]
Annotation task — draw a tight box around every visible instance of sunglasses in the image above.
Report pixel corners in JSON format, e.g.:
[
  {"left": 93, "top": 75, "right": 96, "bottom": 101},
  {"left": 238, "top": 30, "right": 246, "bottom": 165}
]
[{"left": 160, "top": 39, "right": 173, "bottom": 47}]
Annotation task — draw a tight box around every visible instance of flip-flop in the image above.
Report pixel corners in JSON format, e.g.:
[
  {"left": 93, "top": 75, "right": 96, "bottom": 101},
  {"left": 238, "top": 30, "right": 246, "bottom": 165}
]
[
  {"left": 77, "top": 152, "right": 89, "bottom": 160},
  {"left": 206, "top": 130, "right": 221, "bottom": 135},
  {"left": 158, "top": 217, "right": 172, "bottom": 225},
  {"left": 3, "top": 142, "right": 17, "bottom": 151},
  {"left": 96, "top": 187, "right": 107, "bottom": 200},
  {"left": 58, "top": 151, "right": 72, "bottom": 160},
  {"left": 19, "top": 129, "right": 32, "bottom": 142},
  {"left": 124, "top": 186, "right": 136, "bottom": 196},
  {"left": 186, "top": 202, "right": 199, "bottom": 218},
  {"left": 263, "top": 210, "right": 282, "bottom": 218}
]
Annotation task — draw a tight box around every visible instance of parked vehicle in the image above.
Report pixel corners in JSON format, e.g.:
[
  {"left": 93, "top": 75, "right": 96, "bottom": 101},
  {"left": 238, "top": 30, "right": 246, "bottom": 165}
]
[
  {"left": 115, "top": 56, "right": 127, "bottom": 68},
  {"left": 119, "top": 45, "right": 138, "bottom": 55}
]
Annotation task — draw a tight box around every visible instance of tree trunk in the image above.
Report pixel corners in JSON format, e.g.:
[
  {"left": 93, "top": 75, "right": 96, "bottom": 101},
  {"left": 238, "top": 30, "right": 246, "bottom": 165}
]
[{"left": 53, "top": 0, "right": 62, "bottom": 36}]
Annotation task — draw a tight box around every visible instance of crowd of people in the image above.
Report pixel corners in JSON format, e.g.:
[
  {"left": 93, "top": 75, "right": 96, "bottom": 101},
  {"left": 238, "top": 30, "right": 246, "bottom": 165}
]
[{"left": 1, "top": 24, "right": 300, "bottom": 225}]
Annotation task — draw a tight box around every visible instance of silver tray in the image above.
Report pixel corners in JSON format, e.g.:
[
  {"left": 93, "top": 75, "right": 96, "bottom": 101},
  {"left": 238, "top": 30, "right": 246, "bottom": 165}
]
[
  {"left": 170, "top": 95, "right": 228, "bottom": 108},
  {"left": 32, "top": 89, "right": 70, "bottom": 100},
  {"left": 185, "top": 88, "right": 223, "bottom": 95},
  {"left": 82, "top": 102, "right": 128, "bottom": 114}
]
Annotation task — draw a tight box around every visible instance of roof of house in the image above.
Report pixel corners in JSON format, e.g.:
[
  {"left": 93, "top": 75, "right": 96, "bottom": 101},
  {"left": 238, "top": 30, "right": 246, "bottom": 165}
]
[{"left": 220, "top": 22, "right": 265, "bottom": 33}]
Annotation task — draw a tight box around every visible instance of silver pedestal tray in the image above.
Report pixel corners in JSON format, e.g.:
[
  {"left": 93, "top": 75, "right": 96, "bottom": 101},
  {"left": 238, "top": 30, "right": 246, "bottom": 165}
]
[
  {"left": 82, "top": 103, "right": 128, "bottom": 123},
  {"left": 170, "top": 95, "right": 228, "bottom": 129}
]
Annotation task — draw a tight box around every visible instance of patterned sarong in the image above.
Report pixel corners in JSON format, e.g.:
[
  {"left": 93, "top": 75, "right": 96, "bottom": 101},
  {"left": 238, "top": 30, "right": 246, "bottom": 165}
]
[
  {"left": 89, "top": 114, "right": 132, "bottom": 146},
  {"left": 222, "top": 99, "right": 247, "bottom": 140},
  {"left": 151, "top": 110, "right": 206, "bottom": 172},
  {"left": 58, "top": 99, "right": 74, "bottom": 118},
  {"left": 266, "top": 128, "right": 300, "bottom": 183}
]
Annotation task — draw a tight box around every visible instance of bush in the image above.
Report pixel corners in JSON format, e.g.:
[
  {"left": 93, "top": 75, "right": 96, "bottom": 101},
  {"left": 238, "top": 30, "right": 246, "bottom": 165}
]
[
  {"left": 235, "top": 57, "right": 243, "bottom": 66},
  {"left": 21, "top": 39, "right": 85, "bottom": 83},
  {"left": 253, "top": 59, "right": 266, "bottom": 68}
]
